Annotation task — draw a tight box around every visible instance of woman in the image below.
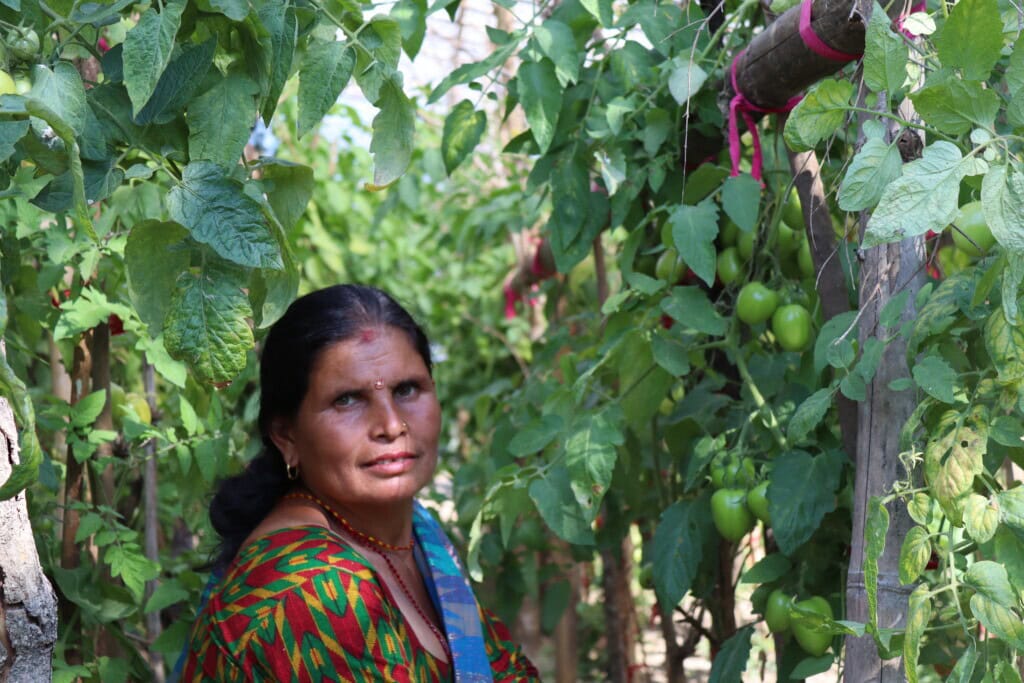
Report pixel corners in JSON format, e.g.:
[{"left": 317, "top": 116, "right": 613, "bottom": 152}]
[{"left": 178, "top": 285, "right": 539, "bottom": 682}]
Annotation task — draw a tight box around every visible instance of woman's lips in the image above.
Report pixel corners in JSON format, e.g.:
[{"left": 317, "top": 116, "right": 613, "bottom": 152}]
[{"left": 362, "top": 452, "right": 418, "bottom": 475}]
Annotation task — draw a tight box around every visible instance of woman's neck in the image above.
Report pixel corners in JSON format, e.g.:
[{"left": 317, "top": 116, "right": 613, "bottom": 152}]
[{"left": 303, "top": 488, "right": 416, "bottom": 549}]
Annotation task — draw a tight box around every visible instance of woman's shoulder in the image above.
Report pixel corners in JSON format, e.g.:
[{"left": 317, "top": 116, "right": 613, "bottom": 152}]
[{"left": 225, "top": 524, "right": 373, "bottom": 587}]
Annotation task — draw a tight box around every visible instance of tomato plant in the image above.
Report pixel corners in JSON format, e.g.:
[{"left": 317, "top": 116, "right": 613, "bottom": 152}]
[
  {"left": 791, "top": 596, "right": 833, "bottom": 656},
  {"left": 710, "top": 488, "right": 755, "bottom": 542},
  {"left": 771, "top": 303, "right": 812, "bottom": 351},
  {"left": 736, "top": 282, "right": 780, "bottom": 325}
]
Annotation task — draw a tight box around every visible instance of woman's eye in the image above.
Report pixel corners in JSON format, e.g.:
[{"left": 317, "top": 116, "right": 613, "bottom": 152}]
[
  {"left": 335, "top": 393, "right": 358, "bottom": 407},
  {"left": 395, "top": 382, "right": 418, "bottom": 399}
]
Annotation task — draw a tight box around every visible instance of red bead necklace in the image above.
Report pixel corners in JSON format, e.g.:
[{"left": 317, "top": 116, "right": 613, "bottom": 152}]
[{"left": 283, "top": 492, "right": 451, "bottom": 661}]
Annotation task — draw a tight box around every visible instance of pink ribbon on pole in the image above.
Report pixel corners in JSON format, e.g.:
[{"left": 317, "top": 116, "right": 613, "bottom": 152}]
[
  {"left": 728, "top": 51, "right": 803, "bottom": 182},
  {"left": 799, "top": 0, "right": 864, "bottom": 62}
]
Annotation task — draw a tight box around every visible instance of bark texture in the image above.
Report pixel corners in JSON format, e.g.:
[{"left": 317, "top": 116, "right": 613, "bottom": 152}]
[
  {"left": 0, "top": 397, "right": 58, "bottom": 682},
  {"left": 844, "top": 237, "right": 923, "bottom": 681}
]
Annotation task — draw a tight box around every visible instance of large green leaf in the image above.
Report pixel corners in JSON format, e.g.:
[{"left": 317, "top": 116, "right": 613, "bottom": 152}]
[
  {"left": 368, "top": 77, "right": 415, "bottom": 190},
  {"left": 507, "top": 415, "right": 564, "bottom": 456},
  {"left": 563, "top": 412, "right": 622, "bottom": 518},
  {"left": 534, "top": 20, "right": 578, "bottom": 86},
  {"left": 708, "top": 626, "right": 753, "bottom": 683},
  {"left": 969, "top": 594, "right": 1024, "bottom": 649},
  {"left": 923, "top": 408, "right": 986, "bottom": 520},
  {"left": 837, "top": 120, "right": 903, "bottom": 211},
  {"left": 517, "top": 59, "right": 561, "bottom": 153},
  {"left": 985, "top": 308, "right": 1024, "bottom": 383},
  {"left": 669, "top": 198, "right": 718, "bottom": 286},
  {"left": 721, "top": 174, "right": 759, "bottom": 232},
  {"left": 163, "top": 264, "right": 254, "bottom": 383},
  {"left": 391, "top": 0, "right": 427, "bottom": 59},
  {"left": 134, "top": 37, "right": 216, "bottom": 125},
  {"left": 667, "top": 58, "right": 707, "bottom": 105},
  {"left": 651, "top": 495, "right": 714, "bottom": 607},
  {"left": 767, "top": 449, "right": 844, "bottom": 555},
  {"left": 863, "top": 142, "right": 970, "bottom": 247},
  {"left": 197, "top": 0, "right": 248, "bottom": 20},
  {"left": 441, "top": 100, "right": 486, "bottom": 175},
  {"left": 911, "top": 354, "right": 958, "bottom": 404},
  {"left": 864, "top": 497, "right": 889, "bottom": 631},
  {"left": 27, "top": 63, "right": 87, "bottom": 137},
  {"left": 427, "top": 41, "right": 518, "bottom": 104},
  {"left": 187, "top": 74, "right": 258, "bottom": 169},
  {"left": 297, "top": 39, "right": 355, "bottom": 139},
  {"left": 981, "top": 162, "right": 1024, "bottom": 253},
  {"left": 125, "top": 220, "right": 191, "bottom": 335},
  {"left": 863, "top": 2, "right": 907, "bottom": 96},
  {"left": 253, "top": 1, "right": 298, "bottom": 122},
  {"left": 783, "top": 78, "right": 853, "bottom": 152},
  {"left": 934, "top": 0, "right": 1003, "bottom": 80},
  {"left": 898, "top": 526, "right": 930, "bottom": 585},
  {"left": 788, "top": 388, "right": 834, "bottom": 444},
  {"left": 903, "top": 584, "right": 931, "bottom": 683},
  {"left": 964, "top": 561, "right": 1018, "bottom": 606},
  {"left": 963, "top": 493, "right": 999, "bottom": 544},
  {"left": 258, "top": 159, "right": 314, "bottom": 232},
  {"left": 998, "top": 486, "right": 1024, "bottom": 541},
  {"left": 909, "top": 80, "right": 1000, "bottom": 135},
  {"left": 528, "top": 463, "right": 594, "bottom": 545},
  {"left": 545, "top": 152, "right": 591, "bottom": 271},
  {"left": 122, "top": 0, "right": 187, "bottom": 115},
  {"left": 660, "top": 287, "right": 727, "bottom": 336},
  {"left": 167, "top": 161, "right": 282, "bottom": 270}
]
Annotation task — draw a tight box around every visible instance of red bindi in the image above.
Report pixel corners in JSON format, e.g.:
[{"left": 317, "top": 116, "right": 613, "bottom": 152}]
[{"left": 359, "top": 328, "right": 377, "bottom": 343}]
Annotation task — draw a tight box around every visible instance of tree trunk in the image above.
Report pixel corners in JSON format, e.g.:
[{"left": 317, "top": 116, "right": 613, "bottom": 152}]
[
  {"left": 553, "top": 560, "right": 579, "bottom": 683},
  {"left": 0, "top": 394, "right": 59, "bottom": 681}
]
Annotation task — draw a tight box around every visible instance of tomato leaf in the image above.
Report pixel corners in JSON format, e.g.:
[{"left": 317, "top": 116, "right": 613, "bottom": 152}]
[
  {"left": 258, "top": 159, "right": 315, "bottom": 233},
  {"left": 133, "top": 37, "right": 216, "bottom": 126},
  {"left": 669, "top": 198, "right": 719, "bottom": 286},
  {"left": 910, "top": 79, "right": 1000, "bottom": 136},
  {"left": 534, "top": 20, "right": 578, "bottom": 86},
  {"left": 863, "top": 3, "right": 906, "bottom": 97},
  {"left": 0, "top": 120, "right": 29, "bottom": 163},
  {"left": 708, "top": 625, "right": 753, "bottom": 683},
  {"left": 739, "top": 553, "right": 791, "bottom": 584},
  {"left": 122, "top": 0, "right": 187, "bottom": 115},
  {"left": 391, "top": 0, "right": 427, "bottom": 59},
  {"left": 903, "top": 584, "right": 931, "bottom": 683},
  {"left": 517, "top": 59, "right": 561, "bottom": 153},
  {"left": 442, "top": 100, "right": 487, "bottom": 175},
  {"left": 863, "top": 142, "right": 970, "bottom": 247},
  {"left": 297, "top": 39, "right": 356, "bottom": 139},
  {"left": 898, "top": 526, "right": 930, "bottom": 585},
  {"left": 367, "top": 77, "right": 415, "bottom": 190},
  {"left": 528, "top": 463, "right": 594, "bottom": 545},
  {"left": 911, "top": 354, "right": 958, "bottom": 404},
  {"left": 969, "top": 594, "right": 1024, "bottom": 649},
  {"left": 71, "top": 390, "right": 108, "bottom": 429},
  {"left": 837, "top": 120, "right": 902, "bottom": 212},
  {"left": 864, "top": 496, "right": 889, "bottom": 632},
  {"left": 934, "top": 0, "right": 1003, "bottom": 81},
  {"left": 814, "top": 310, "right": 858, "bottom": 374},
  {"left": 187, "top": 73, "right": 258, "bottom": 170},
  {"left": 963, "top": 493, "right": 999, "bottom": 544},
  {"left": 144, "top": 580, "right": 190, "bottom": 614},
  {"left": 650, "top": 495, "right": 713, "bottom": 608},
  {"left": 767, "top": 449, "right": 844, "bottom": 555},
  {"left": 924, "top": 408, "right": 987, "bottom": 521},
  {"left": 660, "top": 287, "right": 727, "bottom": 336},
  {"left": 985, "top": 308, "right": 1024, "bottom": 383},
  {"left": 125, "top": 220, "right": 191, "bottom": 335},
  {"left": 563, "top": 412, "right": 622, "bottom": 515},
  {"left": 28, "top": 63, "right": 87, "bottom": 138},
  {"left": 721, "top": 173, "right": 760, "bottom": 232},
  {"left": 965, "top": 561, "right": 1018, "bottom": 607},
  {"left": 427, "top": 42, "right": 518, "bottom": 104},
  {"left": 789, "top": 655, "right": 835, "bottom": 679},
  {"left": 163, "top": 264, "right": 254, "bottom": 384},
  {"left": 783, "top": 78, "right": 853, "bottom": 152},
  {"left": 787, "top": 387, "right": 834, "bottom": 444},
  {"left": 667, "top": 58, "right": 707, "bottom": 105},
  {"left": 104, "top": 544, "right": 159, "bottom": 602},
  {"left": 167, "top": 161, "right": 282, "bottom": 270}
]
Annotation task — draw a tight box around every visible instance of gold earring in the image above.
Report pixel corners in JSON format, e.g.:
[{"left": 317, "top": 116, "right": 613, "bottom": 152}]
[{"left": 286, "top": 463, "right": 299, "bottom": 480}]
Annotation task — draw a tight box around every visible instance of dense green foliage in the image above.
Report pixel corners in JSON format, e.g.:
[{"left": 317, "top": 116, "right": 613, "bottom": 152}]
[{"left": 4, "top": 0, "right": 1024, "bottom": 678}]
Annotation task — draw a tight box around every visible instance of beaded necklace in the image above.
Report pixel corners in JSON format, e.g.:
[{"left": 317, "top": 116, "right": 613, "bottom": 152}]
[{"left": 282, "top": 491, "right": 451, "bottom": 661}]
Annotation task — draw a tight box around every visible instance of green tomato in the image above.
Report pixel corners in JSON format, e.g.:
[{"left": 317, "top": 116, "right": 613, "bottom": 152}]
[
  {"left": 950, "top": 201, "right": 995, "bottom": 258},
  {"left": 736, "top": 230, "right": 755, "bottom": 262},
  {"left": 781, "top": 187, "right": 804, "bottom": 229},
  {"left": 711, "top": 488, "right": 755, "bottom": 542},
  {"left": 771, "top": 304, "right": 812, "bottom": 351},
  {"left": 797, "top": 239, "right": 814, "bottom": 278},
  {"left": 717, "top": 247, "right": 743, "bottom": 285},
  {"left": 121, "top": 392, "right": 152, "bottom": 425},
  {"left": 0, "top": 70, "right": 15, "bottom": 96},
  {"left": 710, "top": 456, "right": 755, "bottom": 489},
  {"left": 764, "top": 589, "right": 793, "bottom": 633},
  {"left": 936, "top": 245, "right": 960, "bottom": 276},
  {"left": 9, "top": 29, "right": 40, "bottom": 62},
  {"left": 720, "top": 219, "right": 740, "bottom": 246},
  {"left": 791, "top": 596, "right": 834, "bottom": 656},
  {"left": 776, "top": 220, "right": 802, "bottom": 253},
  {"left": 736, "top": 282, "right": 779, "bottom": 325},
  {"left": 747, "top": 480, "right": 771, "bottom": 524},
  {"left": 656, "top": 248, "right": 685, "bottom": 283}
]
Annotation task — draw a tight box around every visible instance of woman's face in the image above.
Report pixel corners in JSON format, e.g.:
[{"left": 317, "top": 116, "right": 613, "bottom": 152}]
[{"left": 271, "top": 325, "right": 441, "bottom": 511}]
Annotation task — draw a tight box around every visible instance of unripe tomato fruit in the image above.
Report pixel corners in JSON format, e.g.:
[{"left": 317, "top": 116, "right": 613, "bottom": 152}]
[
  {"left": 776, "top": 220, "right": 801, "bottom": 253},
  {"left": 746, "top": 480, "right": 771, "bottom": 524},
  {"left": 710, "top": 456, "right": 755, "bottom": 489},
  {"left": 772, "top": 304, "right": 812, "bottom": 351},
  {"left": 764, "top": 589, "right": 793, "bottom": 633},
  {"left": 797, "top": 239, "right": 814, "bottom": 278},
  {"left": 950, "top": 201, "right": 995, "bottom": 258},
  {"left": 9, "top": 29, "right": 40, "bottom": 62},
  {"left": 736, "top": 230, "right": 755, "bottom": 261},
  {"left": 0, "top": 70, "right": 15, "bottom": 96},
  {"left": 736, "top": 282, "right": 779, "bottom": 325},
  {"left": 717, "top": 247, "right": 743, "bottom": 285},
  {"left": 781, "top": 187, "right": 804, "bottom": 229},
  {"left": 656, "top": 248, "right": 685, "bottom": 283},
  {"left": 791, "top": 596, "right": 833, "bottom": 656},
  {"left": 710, "top": 488, "right": 755, "bottom": 542},
  {"left": 121, "top": 392, "right": 152, "bottom": 425},
  {"left": 720, "top": 219, "right": 739, "bottom": 246}
]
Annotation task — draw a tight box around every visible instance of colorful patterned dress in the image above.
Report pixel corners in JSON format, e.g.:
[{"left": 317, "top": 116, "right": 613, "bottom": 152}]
[{"left": 179, "top": 525, "right": 539, "bottom": 682}]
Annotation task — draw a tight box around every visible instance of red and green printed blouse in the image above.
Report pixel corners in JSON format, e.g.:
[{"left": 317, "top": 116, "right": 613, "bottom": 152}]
[{"left": 179, "top": 526, "right": 539, "bottom": 682}]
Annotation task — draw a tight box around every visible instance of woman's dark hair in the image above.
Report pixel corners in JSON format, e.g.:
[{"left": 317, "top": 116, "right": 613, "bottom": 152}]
[{"left": 208, "top": 284, "right": 432, "bottom": 571}]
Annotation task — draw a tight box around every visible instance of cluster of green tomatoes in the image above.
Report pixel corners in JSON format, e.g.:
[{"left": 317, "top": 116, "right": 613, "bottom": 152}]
[{"left": 0, "top": 26, "right": 40, "bottom": 95}]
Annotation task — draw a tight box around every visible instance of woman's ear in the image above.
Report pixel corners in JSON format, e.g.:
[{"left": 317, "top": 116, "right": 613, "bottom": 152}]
[{"left": 269, "top": 417, "right": 297, "bottom": 466}]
